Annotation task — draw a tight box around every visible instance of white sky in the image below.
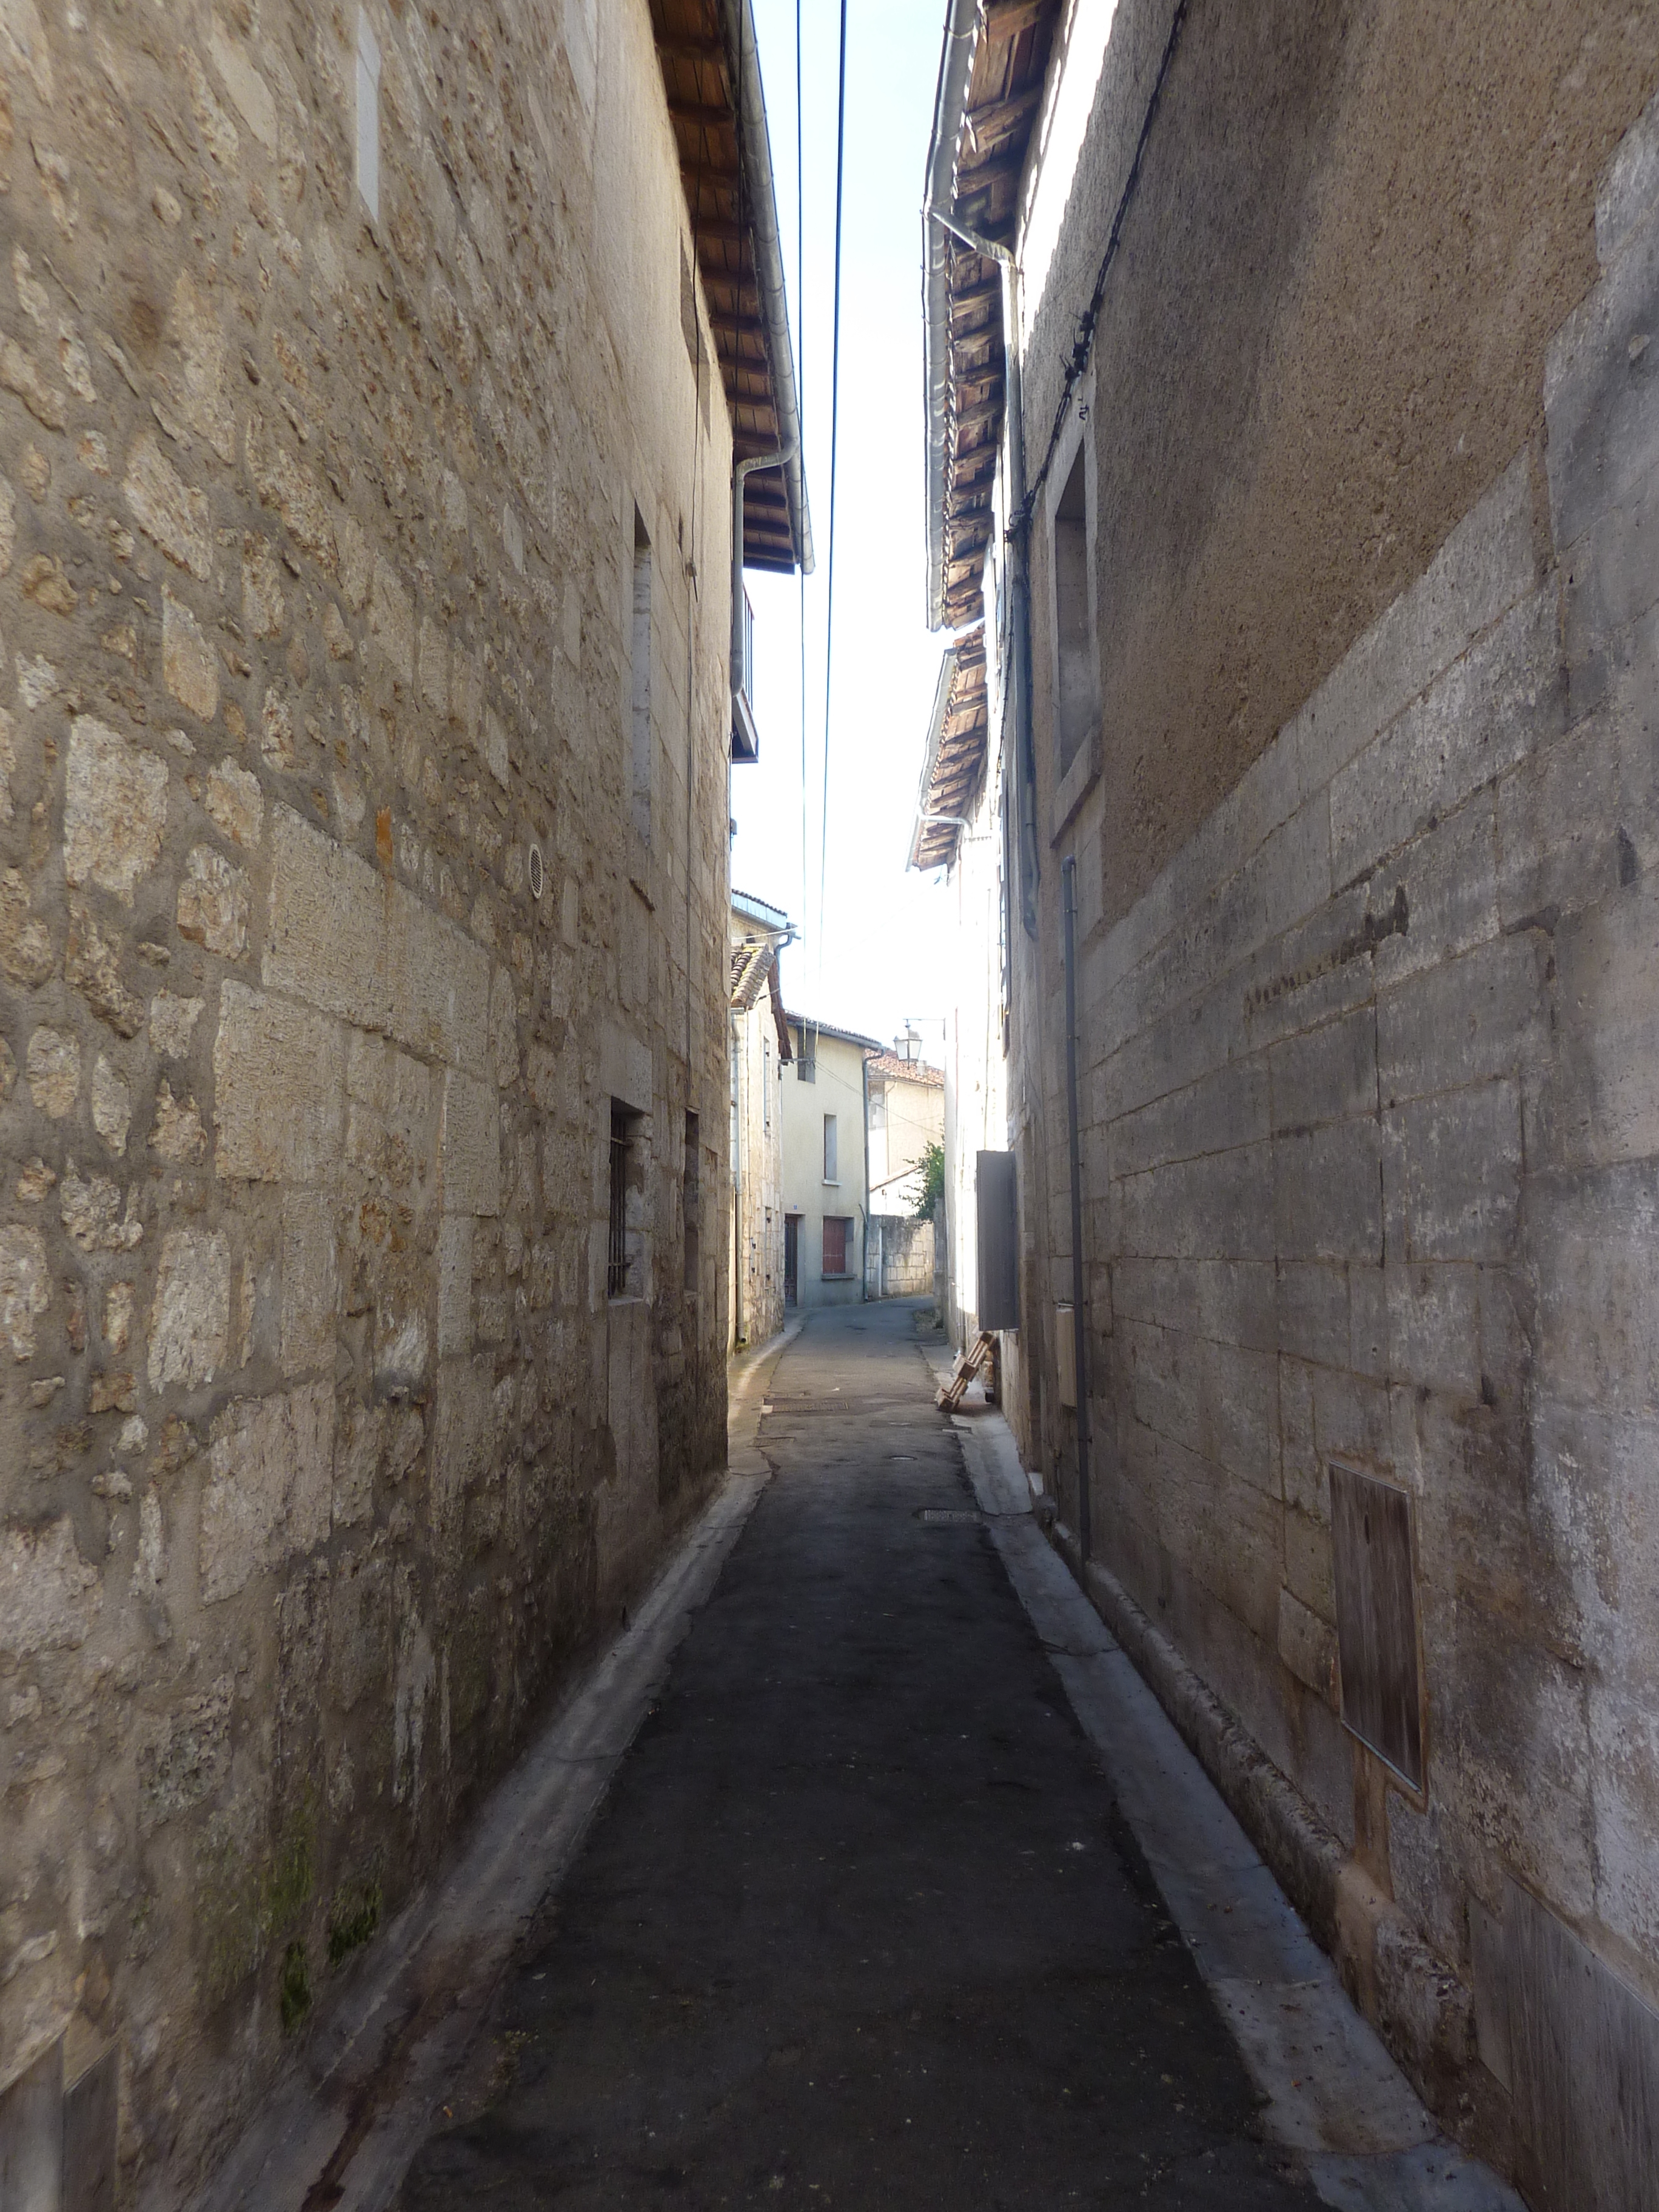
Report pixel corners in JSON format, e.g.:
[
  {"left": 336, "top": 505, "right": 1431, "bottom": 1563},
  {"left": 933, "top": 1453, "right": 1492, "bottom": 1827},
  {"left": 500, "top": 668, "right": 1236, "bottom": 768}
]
[{"left": 730, "top": 0, "right": 957, "bottom": 1062}]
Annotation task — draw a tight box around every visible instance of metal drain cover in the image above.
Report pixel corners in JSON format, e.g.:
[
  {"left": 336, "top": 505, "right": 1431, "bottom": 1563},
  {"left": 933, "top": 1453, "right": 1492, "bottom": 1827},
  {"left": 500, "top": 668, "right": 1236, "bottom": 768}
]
[{"left": 917, "top": 1507, "right": 984, "bottom": 1526}]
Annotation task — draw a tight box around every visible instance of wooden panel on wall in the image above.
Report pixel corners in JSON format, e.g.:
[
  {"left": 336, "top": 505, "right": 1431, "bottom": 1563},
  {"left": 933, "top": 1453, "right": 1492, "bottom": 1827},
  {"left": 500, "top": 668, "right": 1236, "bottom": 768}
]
[
  {"left": 1329, "top": 1460, "right": 1424, "bottom": 1794},
  {"left": 1504, "top": 1877, "right": 1659, "bottom": 2212}
]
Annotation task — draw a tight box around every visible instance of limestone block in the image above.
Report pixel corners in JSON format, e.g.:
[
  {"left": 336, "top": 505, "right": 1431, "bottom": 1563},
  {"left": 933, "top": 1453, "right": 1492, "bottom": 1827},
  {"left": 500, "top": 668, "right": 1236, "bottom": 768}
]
[
  {"left": 64, "top": 717, "right": 168, "bottom": 904},
  {"left": 246, "top": 415, "right": 333, "bottom": 569},
  {"left": 1290, "top": 451, "right": 1535, "bottom": 803},
  {"left": 329, "top": 1554, "right": 390, "bottom": 1712},
  {"left": 91, "top": 1054, "right": 130, "bottom": 1155},
  {"left": 59, "top": 1163, "right": 142, "bottom": 1252},
  {"left": 176, "top": 845, "right": 249, "bottom": 959},
  {"left": 136, "top": 1679, "right": 232, "bottom": 1832},
  {"left": 105, "top": 1281, "right": 134, "bottom": 1355},
  {"left": 163, "top": 592, "right": 219, "bottom": 722},
  {"left": 123, "top": 431, "right": 212, "bottom": 580},
  {"left": 0, "top": 868, "right": 53, "bottom": 986},
  {"left": 148, "top": 1227, "right": 230, "bottom": 1391},
  {"left": 199, "top": 1382, "right": 335, "bottom": 1604},
  {"left": 0, "top": 1518, "right": 100, "bottom": 1658},
  {"left": 369, "top": 557, "right": 414, "bottom": 685},
  {"left": 1532, "top": 1162, "right": 1659, "bottom": 1413},
  {"left": 432, "top": 1355, "right": 494, "bottom": 1544},
  {"left": 1113, "top": 1059, "right": 1269, "bottom": 1181},
  {"left": 1329, "top": 590, "right": 1564, "bottom": 890},
  {"left": 344, "top": 1030, "right": 438, "bottom": 1204},
  {"left": 489, "top": 966, "right": 518, "bottom": 1090},
  {"left": 418, "top": 617, "right": 447, "bottom": 716},
  {"left": 150, "top": 993, "right": 205, "bottom": 1062},
  {"left": 374, "top": 1302, "right": 428, "bottom": 1389},
  {"left": 242, "top": 534, "right": 286, "bottom": 639},
  {"left": 1384, "top": 1082, "right": 1523, "bottom": 1265},
  {"left": 25, "top": 1027, "right": 78, "bottom": 1116},
  {"left": 439, "top": 1069, "right": 500, "bottom": 1217},
  {"left": 481, "top": 706, "right": 509, "bottom": 787},
  {"left": 1269, "top": 1004, "right": 1376, "bottom": 1133},
  {"left": 1118, "top": 1140, "right": 1275, "bottom": 1262},
  {"left": 213, "top": 984, "right": 345, "bottom": 1183},
  {"left": 280, "top": 1188, "right": 337, "bottom": 1375},
  {"left": 263, "top": 808, "right": 490, "bottom": 1069},
  {"left": 1376, "top": 934, "right": 1548, "bottom": 1108},
  {"left": 1276, "top": 1260, "right": 1350, "bottom": 1370},
  {"left": 333, "top": 509, "right": 370, "bottom": 611},
  {"left": 333, "top": 1401, "right": 382, "bottom": 1529},
  {"left": 1550, "top": 880, "right": 1659, "bottom": 1171},
  {"left": 437, "top": 1215, "right": 472, "bottom": 1355},
  {"left": 207, "top": 21, "right": 276, "bottom": 149},
  {"left": 1273, "top": 1118, "right": 1384, "bottom": 1264},
  {"left": 1279, "top": 1584, "right": 1337, "bottom": 1697},
  {"left": 65, "top": 900, "right": 144, "bottom": 1037},
  {"left": 0, "top": 1222, "right": 50, "bottom": 1358},
  {"left": 149, "top": 1079, "right": 206, "bottom": 1164}
]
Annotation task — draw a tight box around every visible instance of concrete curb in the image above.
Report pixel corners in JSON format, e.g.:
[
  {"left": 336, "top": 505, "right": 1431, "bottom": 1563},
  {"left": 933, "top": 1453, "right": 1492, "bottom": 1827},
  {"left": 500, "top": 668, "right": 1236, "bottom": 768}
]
[{"left": 1046, "top": 1523, "right": 1480, "bottom": 2137}]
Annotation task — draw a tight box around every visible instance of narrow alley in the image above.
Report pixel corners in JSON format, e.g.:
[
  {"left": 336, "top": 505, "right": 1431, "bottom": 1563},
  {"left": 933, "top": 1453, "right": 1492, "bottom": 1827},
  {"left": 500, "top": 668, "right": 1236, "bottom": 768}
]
[{"left": 386, "top": 1302, "right": 1497, "bottom": 2211}]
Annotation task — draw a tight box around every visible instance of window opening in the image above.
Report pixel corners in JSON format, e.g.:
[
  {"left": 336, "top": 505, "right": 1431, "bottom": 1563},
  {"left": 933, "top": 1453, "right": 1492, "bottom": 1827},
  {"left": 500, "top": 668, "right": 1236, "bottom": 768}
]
[
  {"left": 683, "top": 1108, "right": 700, "bottom": 1298},
  {"left": 631, "top": 509, "right": 652, "bottom": 843},
  {"left": 796, "top": 1023, "right": 816, "bottom": 1082},
  {"left": 822, "top": 1215, "right": 850, "bottom": 1277},
  {"left": 823, "top": 1111, "right": 837, "bottom": 1184},
  {"left": 1053, "top": 444, "right": 1096, "bottom": 773},
  {"left": 608, "top": 1102, "right": 641, "bottom": 1298}
]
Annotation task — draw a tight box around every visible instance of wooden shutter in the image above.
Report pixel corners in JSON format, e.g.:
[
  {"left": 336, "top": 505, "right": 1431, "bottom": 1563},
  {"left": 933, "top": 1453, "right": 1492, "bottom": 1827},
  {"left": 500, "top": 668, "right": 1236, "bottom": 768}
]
[{"left": 822, "top": 1217, "right": 846, "bottom": 1275}]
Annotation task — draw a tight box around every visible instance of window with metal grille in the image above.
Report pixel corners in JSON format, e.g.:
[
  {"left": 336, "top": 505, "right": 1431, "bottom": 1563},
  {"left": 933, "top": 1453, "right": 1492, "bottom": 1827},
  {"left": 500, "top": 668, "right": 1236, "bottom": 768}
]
[
  {"left": 794, "top": 1023, "right": 816, "bottom": 1082},
  {"left": 608, "top": 1102, "right": 635, "bottom": 1298}
]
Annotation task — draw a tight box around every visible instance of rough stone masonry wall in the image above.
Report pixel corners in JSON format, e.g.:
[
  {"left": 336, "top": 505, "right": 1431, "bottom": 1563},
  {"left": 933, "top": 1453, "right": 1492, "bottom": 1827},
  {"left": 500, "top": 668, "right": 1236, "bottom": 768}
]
[
  {"left": 1066, "top": 95, "right": 1659, "bottom": 2188},
  {"left": 0, "top": 0, "right": 733, "bottom": 2197}
]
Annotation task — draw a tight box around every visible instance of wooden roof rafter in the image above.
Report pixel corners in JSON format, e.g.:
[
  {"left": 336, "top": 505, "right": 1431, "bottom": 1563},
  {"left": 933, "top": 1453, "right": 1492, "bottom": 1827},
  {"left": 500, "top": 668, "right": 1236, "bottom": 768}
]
[{"left": 649, "top": 0, "right": 811, "bottom": 577}]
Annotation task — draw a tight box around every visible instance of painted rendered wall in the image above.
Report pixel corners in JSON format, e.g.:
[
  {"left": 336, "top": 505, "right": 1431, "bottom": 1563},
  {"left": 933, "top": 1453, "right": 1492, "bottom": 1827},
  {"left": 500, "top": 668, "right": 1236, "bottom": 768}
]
[{"left": 779, "top": 1030, "right": 868, "bottom": 1309}]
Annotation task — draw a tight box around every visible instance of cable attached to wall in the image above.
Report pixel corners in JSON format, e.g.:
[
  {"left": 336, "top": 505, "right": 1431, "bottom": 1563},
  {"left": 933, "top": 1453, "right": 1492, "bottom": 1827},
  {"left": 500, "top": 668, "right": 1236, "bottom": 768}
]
[
  {"left": 814, "top": 0, "right": 848, "bottom": 1010},
  {"left": 1010, "top": 0, "right": 1191, "bottom": 540}
]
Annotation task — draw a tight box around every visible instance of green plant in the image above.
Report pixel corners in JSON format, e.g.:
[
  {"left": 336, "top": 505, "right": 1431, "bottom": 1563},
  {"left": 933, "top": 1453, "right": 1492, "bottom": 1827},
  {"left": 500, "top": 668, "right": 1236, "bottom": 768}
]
[
  {"left": 913, "top": 1140, "right": 945, "bottom": 1222},
  {"left": 327, "top": 1877, "right": 382, "bottom": 1967},
  {"left": 278, "top": 1939, "right": 312, "bottom": 2034}
]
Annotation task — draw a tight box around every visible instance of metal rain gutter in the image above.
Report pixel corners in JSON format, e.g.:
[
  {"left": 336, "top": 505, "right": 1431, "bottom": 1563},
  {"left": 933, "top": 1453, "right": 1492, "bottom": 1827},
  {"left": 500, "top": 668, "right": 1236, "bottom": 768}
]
[
  {"left": 719, "top": 0, "right": 814, "bottom": 578},
  {"left": 921, "top": 0, "right": 980, "bottom": 632}
]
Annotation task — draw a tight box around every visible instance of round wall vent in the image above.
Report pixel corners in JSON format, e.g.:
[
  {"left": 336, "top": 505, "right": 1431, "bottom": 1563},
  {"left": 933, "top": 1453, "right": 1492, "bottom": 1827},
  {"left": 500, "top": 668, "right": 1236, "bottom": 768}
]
[{"left": 528, "top": 842, "right": 545, "bottom": 900}]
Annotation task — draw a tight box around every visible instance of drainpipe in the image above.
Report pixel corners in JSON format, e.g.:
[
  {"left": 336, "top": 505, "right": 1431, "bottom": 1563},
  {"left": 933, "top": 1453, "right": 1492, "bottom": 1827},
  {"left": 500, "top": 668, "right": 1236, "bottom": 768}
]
[
  {"left": 861, "top": 1050, "right": 872, "bottom": 1302},
  {"left": 1061, "top": 856, "right": 1091, "bottom": 1559},
  {"left": 732, "top": 440, "right": 797, "bottom": 695},
  {"left": 730, "top": 1013, "right": 743, "bottom": 1349}
]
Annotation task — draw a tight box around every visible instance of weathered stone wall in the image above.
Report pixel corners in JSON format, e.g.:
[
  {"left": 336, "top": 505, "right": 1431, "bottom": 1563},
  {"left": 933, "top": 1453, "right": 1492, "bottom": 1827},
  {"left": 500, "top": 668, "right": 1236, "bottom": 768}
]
[
  {"left": 0, "top": 0, "right": 734, "bottom": 2196},
  {"left": 995, "top": 6, "right": 1659, "bottom": 2192},
  {"left": 729, "top": 988, "right": 783, "bottom": 1350},
  {"left": 865, "top": 1215, "right": 933, "bottom": 1301}
]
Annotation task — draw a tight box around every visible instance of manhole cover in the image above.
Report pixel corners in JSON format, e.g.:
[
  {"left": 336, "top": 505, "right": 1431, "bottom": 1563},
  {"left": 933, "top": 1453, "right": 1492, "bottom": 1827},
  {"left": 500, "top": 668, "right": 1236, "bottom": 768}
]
[{"left": 917, "top": 1507, "right": 984, "bottom": 1526}]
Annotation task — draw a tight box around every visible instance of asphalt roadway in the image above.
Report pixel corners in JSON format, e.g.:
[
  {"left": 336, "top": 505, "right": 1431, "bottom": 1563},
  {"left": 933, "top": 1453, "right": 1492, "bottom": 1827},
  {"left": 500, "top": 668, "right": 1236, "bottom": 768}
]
[{"left": 398, "top": 1298, "right": 1318, "bottom": 2210}]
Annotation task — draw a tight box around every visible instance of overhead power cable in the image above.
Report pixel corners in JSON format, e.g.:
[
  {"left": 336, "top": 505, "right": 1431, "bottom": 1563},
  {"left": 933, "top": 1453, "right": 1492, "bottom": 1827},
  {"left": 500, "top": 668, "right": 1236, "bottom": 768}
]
[{"left": 816, "top": 0, "right": 848, "bottom": 1004}]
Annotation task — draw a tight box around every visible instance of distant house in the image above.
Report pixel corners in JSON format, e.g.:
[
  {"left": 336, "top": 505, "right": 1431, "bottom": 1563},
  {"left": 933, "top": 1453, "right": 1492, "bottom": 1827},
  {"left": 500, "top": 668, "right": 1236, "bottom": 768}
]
[
  {"left": 867, "top": 1050, "right": 945, "bottom": 1213},
  {"left": 780, "top": 1015, "right": 880, "bottom": 1307},
  {"left": 729, "top": 893, "right": 793, "bottom": 1349},
  {"left": 866, "top": 1049, "right": 945, "bottom": 1301}
]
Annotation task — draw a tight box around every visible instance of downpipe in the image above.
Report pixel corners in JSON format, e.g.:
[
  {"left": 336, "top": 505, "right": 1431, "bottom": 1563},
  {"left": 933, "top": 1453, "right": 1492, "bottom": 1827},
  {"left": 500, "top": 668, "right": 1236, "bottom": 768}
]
[{"left": 1062, "top": 856, "right": 1091, "bottom": 1560}]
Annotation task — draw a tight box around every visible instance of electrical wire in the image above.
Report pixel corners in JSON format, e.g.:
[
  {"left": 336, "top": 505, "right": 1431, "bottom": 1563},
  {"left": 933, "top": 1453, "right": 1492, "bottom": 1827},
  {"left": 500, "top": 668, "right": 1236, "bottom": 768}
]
[
  {"left": 1011, "top": 0, "right": 1190, "bottom": 539},
  {"left": 816, "top": 0, "right": 848, "bottom": 1007},
  {"left": 796, "top": 0, "right": 808, "bottom": 957}
]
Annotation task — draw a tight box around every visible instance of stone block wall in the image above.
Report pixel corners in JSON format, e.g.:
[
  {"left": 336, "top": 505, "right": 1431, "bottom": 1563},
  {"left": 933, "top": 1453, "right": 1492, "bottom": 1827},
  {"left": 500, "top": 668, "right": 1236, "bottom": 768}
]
[
  {"left": 1032, "top": 92, "right": 1659, "bottom": 2187},
  {"left": 866, "top": 1215, "right": 934, "bottom": 1300},
  {"left": 0, "top": 0, "right": 734, "bottom": 2197}
]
